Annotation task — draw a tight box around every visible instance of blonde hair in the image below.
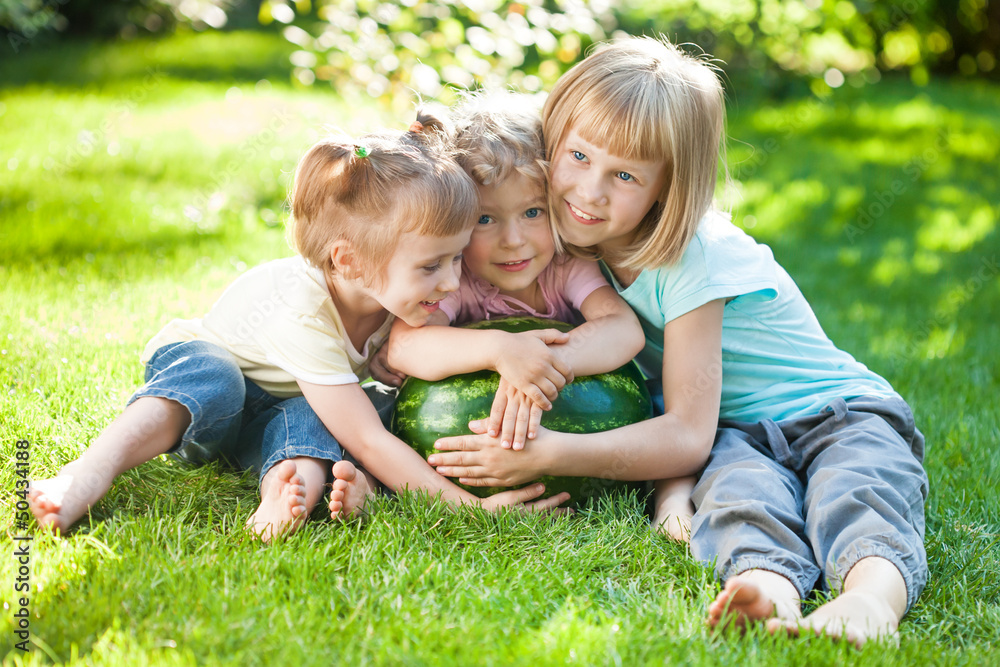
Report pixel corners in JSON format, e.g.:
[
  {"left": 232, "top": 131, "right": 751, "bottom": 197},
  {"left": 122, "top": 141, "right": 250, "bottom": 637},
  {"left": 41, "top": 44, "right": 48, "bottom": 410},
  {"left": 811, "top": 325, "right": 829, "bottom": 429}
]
[
  {"left": 288, "top": 115, "right": 477, "bottom": 287},
  {"left": 435, "top": 90, "right": 547, "bottom": 188},
  {"left": 543, "top": 36, "right": 726, "bottom": 269}
]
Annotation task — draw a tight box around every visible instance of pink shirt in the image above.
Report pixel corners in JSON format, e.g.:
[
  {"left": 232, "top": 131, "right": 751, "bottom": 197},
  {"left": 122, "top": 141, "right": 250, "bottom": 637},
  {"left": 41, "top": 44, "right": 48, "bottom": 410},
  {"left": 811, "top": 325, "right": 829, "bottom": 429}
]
[{"left": 441, "top": 257, "right": 609, "bottom": 325}]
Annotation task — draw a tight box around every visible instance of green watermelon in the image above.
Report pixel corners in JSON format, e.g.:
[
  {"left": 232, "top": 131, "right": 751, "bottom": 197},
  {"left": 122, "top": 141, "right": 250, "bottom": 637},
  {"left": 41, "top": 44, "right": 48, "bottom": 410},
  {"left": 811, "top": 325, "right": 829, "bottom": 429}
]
[{"left": 391, "top": 316, "right": 652, "bottom": 506}]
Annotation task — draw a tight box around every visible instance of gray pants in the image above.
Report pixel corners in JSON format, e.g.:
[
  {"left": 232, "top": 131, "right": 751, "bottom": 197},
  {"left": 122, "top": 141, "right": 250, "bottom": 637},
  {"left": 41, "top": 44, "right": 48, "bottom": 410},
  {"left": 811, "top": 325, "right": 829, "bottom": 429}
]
[{"left": 690, "top": 395, "right": 928, "bottom": 612}]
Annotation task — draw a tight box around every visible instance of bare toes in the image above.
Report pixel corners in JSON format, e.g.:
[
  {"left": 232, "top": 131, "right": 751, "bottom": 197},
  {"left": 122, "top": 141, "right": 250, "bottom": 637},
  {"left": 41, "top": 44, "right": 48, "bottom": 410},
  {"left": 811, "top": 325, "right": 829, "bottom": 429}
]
[
  {"left": 274, "top": 460, "right": 297, "bottom": 482},
  {"left": 765, "top": 617, "right": 794, "bottom": 636},
  {"left": 332, "top": 460, "right": 357, "bottom": 482}
]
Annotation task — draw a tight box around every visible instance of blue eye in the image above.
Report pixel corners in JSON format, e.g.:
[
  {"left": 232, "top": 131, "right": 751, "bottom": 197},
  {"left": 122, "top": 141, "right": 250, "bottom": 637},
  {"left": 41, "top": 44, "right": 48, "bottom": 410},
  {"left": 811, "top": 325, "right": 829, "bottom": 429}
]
[
  {"left": 618, "top": 171, "right": 635, "bottom": 182},
  {"left": 524, "top": 208, "right": 543, "bottom": 219},
  {"left": 477, "top": 215, "right": 493, "bottom": 225},
  {"left": 572, "top": 150, "right": 586, "bottom": 161}
]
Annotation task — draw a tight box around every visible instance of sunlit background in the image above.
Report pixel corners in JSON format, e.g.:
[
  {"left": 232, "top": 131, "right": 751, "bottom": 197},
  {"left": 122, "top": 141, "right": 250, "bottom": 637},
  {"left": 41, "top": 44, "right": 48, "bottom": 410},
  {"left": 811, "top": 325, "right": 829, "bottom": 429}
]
[
  {"left": 1, "top": 4, "right": 998, "bottom": 662},
  {"left": 5, "top": 0, "right": 999, "bottom": 104}
]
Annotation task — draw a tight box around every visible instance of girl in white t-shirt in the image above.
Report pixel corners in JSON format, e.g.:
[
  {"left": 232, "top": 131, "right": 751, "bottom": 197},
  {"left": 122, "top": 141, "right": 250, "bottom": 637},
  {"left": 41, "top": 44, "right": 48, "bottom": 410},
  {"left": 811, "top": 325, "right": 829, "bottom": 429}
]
[
  {"left": 384, "top": 91, "right": 645, "bottom": 451},
  {"left": 29, "top": 120, "right": 569, "bottom": 541},
  {"left": 429, "top": 38, "right": 928, "bottom": 648}
]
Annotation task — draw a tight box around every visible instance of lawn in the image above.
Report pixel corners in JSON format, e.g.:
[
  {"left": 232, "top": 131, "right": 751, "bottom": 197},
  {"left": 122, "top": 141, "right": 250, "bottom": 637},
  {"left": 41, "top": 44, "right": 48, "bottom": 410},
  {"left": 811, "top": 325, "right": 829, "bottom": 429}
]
[{"left": 2, "top": 29, "right": 998, "bottom": 666}]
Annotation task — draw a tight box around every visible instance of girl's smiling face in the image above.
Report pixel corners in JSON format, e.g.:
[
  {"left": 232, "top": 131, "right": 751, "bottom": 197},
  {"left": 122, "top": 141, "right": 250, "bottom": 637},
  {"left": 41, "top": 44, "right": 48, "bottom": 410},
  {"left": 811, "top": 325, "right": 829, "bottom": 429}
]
[
  {"left": 463, "top": 172, "right": 554, "bottom": 305},
  {"left": 549, "top": 127, "right": 666, "bottom": 252},
  {"left": 375, "top": 228, "right": 471, "bottom": 327}
]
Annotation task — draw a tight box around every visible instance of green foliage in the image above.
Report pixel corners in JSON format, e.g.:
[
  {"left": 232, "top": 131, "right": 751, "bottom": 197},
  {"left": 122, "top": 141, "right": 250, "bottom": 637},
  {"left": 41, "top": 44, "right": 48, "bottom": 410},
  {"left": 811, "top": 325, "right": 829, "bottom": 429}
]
[
  {"left": 1, "top": 0, "right": 241, "bottom": 45},
  {"left": 616, "top": 0, "right": 997, "bottom": 92},
  {"left": 8, "top": 2, "right": 996, "bottom": 95},
  {"left": 268, "top": 0, "right": 997, "bottom": 104},
  {"left": 618, "top": 0, "right": 877, "bottom": 95},
  {"left": 0, "top": 0, "right": 68, "bottom": 36},
  {"left": 268, "top": 0, "right": 613, "bottom": 112}
]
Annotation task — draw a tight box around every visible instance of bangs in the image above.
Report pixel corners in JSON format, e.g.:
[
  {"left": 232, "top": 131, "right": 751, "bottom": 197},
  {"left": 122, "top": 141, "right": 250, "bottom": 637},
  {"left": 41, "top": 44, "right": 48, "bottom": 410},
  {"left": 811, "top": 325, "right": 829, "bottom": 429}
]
[
  {"left": 543, "top": 36, "right": 727, "bottom": 270},
  {"left": 571, "top": 75, "right": 672, "bottom": 163}
]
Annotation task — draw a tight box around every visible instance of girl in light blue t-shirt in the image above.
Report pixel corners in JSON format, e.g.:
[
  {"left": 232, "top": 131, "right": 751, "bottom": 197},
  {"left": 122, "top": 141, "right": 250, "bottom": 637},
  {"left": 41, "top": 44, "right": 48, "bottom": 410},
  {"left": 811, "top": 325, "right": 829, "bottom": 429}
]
[{"left": 429, "top": 37, "right": 928, "bottom": 649}]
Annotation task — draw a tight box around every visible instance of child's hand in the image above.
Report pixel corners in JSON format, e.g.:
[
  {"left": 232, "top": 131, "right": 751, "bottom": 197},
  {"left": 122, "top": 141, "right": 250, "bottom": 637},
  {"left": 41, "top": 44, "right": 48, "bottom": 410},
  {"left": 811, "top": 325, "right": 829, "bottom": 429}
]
[
  {"left": 488, "top": 378, "right": 545, "bottom": 450},
  {"left": 477, "top": 483, "right": 571, "bottom": 514},
  {"left": 430, "top": 423, "right": 550, "bottom": 487},
  {"left": 494, "top": 329, "right": 574, "bottom": 410},
  {"left": 368, "top": 343, "right": 407, "bottom": 387}
]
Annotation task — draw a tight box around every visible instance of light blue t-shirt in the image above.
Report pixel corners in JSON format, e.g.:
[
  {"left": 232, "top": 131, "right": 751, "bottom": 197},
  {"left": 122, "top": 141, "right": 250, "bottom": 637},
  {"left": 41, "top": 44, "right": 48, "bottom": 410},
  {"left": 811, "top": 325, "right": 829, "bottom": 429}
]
[{"left": 605, "top": 210, "right": 897, "bottom": 422}]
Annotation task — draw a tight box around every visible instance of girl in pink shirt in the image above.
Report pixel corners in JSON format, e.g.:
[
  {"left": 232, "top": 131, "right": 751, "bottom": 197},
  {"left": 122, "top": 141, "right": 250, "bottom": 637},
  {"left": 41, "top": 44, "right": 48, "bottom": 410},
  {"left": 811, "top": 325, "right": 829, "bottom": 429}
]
[{"left": 384, "top": 92, "right": 644, "bottom": 451}]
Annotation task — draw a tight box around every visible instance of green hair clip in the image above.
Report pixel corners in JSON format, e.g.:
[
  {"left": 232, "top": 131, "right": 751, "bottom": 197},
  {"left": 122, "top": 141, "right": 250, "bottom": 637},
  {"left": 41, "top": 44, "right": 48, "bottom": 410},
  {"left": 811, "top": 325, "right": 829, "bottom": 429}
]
[{"left": 353, "top": 144, "right": 370, "bottom": 158}]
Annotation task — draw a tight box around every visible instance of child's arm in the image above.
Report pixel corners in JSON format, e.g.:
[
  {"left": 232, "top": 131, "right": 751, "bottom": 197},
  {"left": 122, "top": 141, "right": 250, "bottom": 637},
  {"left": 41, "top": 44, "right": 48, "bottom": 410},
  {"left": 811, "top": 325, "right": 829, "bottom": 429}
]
[
  {"left": 297, "top": 379, "right": 570, "bottom": 512},
  {"left": 485, "top": 285, "right": 645, "bottom": 446},
  {"left": 552, "top": 285, "right": 646, "bottom": 376},
  {"left": 428, "top": 299, "right": 725, "bottom": 484},
  {"left": 387, "top": 316, "right": 573, "bottom": 411}
]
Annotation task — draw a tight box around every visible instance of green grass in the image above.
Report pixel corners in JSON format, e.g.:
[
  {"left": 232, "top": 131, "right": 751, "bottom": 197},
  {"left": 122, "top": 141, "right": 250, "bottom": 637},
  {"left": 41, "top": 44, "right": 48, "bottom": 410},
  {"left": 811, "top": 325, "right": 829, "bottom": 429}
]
[{"left": 2, "top": 30, "right": 999, "bottom": 665}]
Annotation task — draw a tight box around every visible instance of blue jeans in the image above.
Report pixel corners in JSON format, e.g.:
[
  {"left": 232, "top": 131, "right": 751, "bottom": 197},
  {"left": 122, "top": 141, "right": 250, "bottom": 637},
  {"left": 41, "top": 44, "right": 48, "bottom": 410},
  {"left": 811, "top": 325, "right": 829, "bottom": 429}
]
[
  {"left": 129, "top": 340, "right": 395, "bottom": 483},
  {"left": 689, "top": 395, "right": 928, "bottom": 612}
]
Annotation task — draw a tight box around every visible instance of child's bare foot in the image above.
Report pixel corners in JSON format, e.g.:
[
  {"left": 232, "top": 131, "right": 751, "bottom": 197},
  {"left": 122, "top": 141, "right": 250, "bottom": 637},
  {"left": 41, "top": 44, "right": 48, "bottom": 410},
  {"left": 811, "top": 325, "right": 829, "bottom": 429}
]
[
  {"left": 247, "top": 460, "right": 308, "bottom": 542},
  {"left": 651, "top": 477, "right": 696, "bottom": 542},
  {"left": 328, "top": 460, "right": 376, "bottom": 521},
  {"left": 708, "top": 570, "right": 802, "bottom": 630},
  {"left": 652, "top": 499, "right": 694, "bottom": 543},
  {"left": 768, "top": 555, "right": 907, "bottom": 648},
  {"left": 28, "top": 460, "right": 115, "bottom": 534},
  {"left": 29, "top": 396, "right": 191, "bottom": 535},
  {"left": 766, "top": 587, "right": 901, "bottom": 648}
]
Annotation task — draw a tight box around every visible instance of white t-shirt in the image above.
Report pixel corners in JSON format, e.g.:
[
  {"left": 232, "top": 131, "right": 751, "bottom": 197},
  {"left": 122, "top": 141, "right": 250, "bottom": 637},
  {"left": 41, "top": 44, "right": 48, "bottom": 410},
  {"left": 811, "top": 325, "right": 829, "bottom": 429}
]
[{"left": 141, "top": 256, "right": 393, "bottom": 398}]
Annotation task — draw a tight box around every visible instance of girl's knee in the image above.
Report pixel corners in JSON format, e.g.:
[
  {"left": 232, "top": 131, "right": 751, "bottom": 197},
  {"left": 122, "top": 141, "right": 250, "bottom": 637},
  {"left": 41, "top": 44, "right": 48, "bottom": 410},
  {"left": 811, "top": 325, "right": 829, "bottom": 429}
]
[
  {"left": 694, "top": 458, "right": 800, "bottom": 511},
  {"left": 138, "top": 342, "right": 248, "bottom": 451}
]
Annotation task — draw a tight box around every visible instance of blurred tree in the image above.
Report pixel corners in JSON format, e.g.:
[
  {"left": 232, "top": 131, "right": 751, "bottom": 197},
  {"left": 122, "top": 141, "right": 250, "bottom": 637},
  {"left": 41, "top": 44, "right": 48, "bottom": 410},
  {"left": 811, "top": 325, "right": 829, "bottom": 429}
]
[
  {"left": 2, "top": 0, "right": 243, "bottom": 43},
  {"left": 615, "top": 0, "right": 998, "bottom": 94},
  {"left": 1, "top": 0, "right": 69, "bottom": 38},
  {"left": 271, "top": 0, "right": 997, "bottom": 103},
  {"left": 263, "top": 0, "right": 615, "bottom": 112},
  {"left": 4, "top": 1, "right": 996, "bottom": 94}
]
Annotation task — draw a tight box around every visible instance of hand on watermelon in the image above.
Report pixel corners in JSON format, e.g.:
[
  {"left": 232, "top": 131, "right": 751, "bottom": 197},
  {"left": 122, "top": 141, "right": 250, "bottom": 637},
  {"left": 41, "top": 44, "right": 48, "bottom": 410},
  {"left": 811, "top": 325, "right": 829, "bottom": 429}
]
[
  {"left": 493, "top": 329, "right": 574, "bottom": 410},
  {"left": 392, "top": 317, "right": 652, "bottom": 505},
  {"left": 430, "top": 424, "right": 549, "bottom": 487},
  {"left": 488, "top": 377, "right": 545, "bottom": 451}
]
